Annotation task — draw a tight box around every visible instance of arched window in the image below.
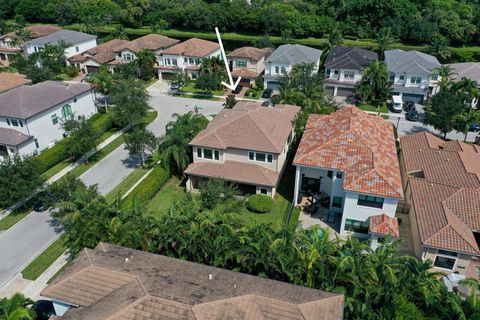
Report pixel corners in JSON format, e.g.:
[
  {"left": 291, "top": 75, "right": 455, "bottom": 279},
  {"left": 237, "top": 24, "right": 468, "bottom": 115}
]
[{"left": 62, "top": 104, "right": 72, "bottom": 118}]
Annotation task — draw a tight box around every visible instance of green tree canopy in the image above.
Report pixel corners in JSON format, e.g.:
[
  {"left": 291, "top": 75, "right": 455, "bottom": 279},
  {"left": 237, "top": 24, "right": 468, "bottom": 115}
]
[
  {"left": 355, "top": 60, "right": 392, "bottom": 108},
  {"left": 124, "top": 124, "right": 157, "bottom": 166},
  {"left": 424, "top": 88, "right": 466, "bottom": 138},
  {"left": 110, "top": 79, "right": 149, "bottom": 127}
]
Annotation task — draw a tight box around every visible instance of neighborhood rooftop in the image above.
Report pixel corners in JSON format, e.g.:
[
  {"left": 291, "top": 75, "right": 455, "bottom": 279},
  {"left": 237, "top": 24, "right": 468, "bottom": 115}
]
[
  {"left": 324, "top": 46, "right": 377, "bottom": 70},
  {"left": 385, "top": 49, "right": 440, "bottom": 74},
  {"left": 227, "top": 46, "right": 274, "bottom": 61},
  {"left": 293, "top": 106, "right": 403, "bottom": 199},
  {"left": 161, "top": 38, "right": 219, "bottom": 57},
  {"left": 42, "top": 243, "right": 344, "bottom": 320},
  {"left": 265, "top": 44, "right": 322, "bottom": 65},
  {"left": 0, "top": 72, "right": 31, "bottom": 93},
  {"left": 447, "top": 62, "right": 480, "bottom": 83},
  {"left": 113, "top": 34, "right": 180, "bottom": 53},
  {"left": 0, "top": 25, "right": 61, "bottom": 40},
  {"left": 0, "top": 127, "right": 32, "bottom": 147},
  {"left": 0, "top": 81, "right": 91, "bottom": 119},
  {"left": 68, "top": 39, "right": 131, "bottom": 64},
  {"left": 27, "top": 30, "right": 96, "bottom": 46}
]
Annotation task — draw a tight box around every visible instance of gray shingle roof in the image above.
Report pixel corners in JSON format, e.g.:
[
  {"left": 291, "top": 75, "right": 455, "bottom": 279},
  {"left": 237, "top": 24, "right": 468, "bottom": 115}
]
[
  {"left": 447, "top": 62, "right": 480, "bottom": 83},
  {"left": 0, "top": 127, "right": 33, "bottom": 146},
  {"left": 385, "top": 49, "right": 440, "bottom": 75},
  {"left": 324, "top": 46, "right": 377, "bottom": 70},
  {"left": 27, "top": 30, "right": 96, "bottom": 47},
  {"left": 0, "top": 81, "right": 92, "bottom": 119},
  {"left": 265, "top": 44, "right": 322, "bottom": 65}
]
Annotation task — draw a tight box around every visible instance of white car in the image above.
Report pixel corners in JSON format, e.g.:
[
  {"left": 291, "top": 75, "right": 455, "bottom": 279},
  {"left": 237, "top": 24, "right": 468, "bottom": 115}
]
[{"left": 391, "top": 96, "right": 403, "bottom": 113}]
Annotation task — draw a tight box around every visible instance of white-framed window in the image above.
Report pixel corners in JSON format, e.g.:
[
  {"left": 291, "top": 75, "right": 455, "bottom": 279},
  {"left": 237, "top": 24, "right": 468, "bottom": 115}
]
[
  {"left": 164, "top": 58, "right": 171, "bottom": 65},
  {"left": 10, "top": 119, "right": 19, "bottom": 127},
  {"left": 399, "top": 75, "right": 405, "bottom": 80},
  {"left": 410, "top": 76, "right": 422, "bottom": 85},
  {"left": 325, "top": 68, "right": 331, "bottom": 78},
  {"left": 196, "top": 147, "right": 219, "bottom": 160},
  {"left": 236, "top": 60, "right": 247, "bottom": 68},
  {"left": 189, "top": 57, "right": 195, "bottom": 65},
  {"left": 260, "top": 188, "right": 268, "bottom": 195},
  {"left": 433, "top": 249, "right": 458, "bottom": 270},
  {"left": 344, "top": 219, "right": 369, "bottom": 234},
  {"left": 172, "top": 59, "right": 177, "bottom": 66},
  {"left": 431, "top": 73, "right": 438, "bottom": 81},
  {"left": 274, "top": 66, "right": 279, "bottom": 74},
  {"left": 75, "top": 46, "right": 79, "bottom": 52},
  {"left": 281, "top": 67, "right": 287, "bottom": 74},
  {"left": 248, "top": 151, "right": 273, "bottom": 163},
  {"left": 184, "top": 57, "right": 188, "bottom": 63},
  {"left": 389, "top": 73, "right": 395, "bottom": 81},
  {"left": 357, "top": 194, "right": 384, "bottom": 209},
  {"left": 51, "top": 114, "right": 58, "bottom": 125},
  {"left": 343, "top": 71, "right": 355, "bottom": 80}
]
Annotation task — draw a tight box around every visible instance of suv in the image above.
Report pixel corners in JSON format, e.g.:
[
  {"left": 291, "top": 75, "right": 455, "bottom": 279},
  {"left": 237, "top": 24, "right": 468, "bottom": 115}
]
[
  {"left": 403, "top": 101, "right": 416, "bottom": 112},
  {"left": 405, "top": 109, "right": 419, "bottom": 121},
  {"left": 391, "top": 96, "right": 403, "bottom": 113},
  {"left": 261, "top": 88, "right": 273, "bottom": 99},
  {"left": 469, "top": 123, "right": 480, "bottom": 132}
]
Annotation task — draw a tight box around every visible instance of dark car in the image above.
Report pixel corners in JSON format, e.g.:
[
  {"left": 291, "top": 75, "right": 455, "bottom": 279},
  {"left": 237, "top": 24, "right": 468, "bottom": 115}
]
[
  {"left": 34, "top": 201, "right": 49, "bottom": 212},
  {"left": 33, "top": 300, "right": 56, "bottom": 320},
  {"left": 403, "top": 100, "right": 416, "bottom": 112},
  {"left": 405, "top": 109, "right": 419, "bottom": 121},
  {"left": 261, "top": 88, "right": 273, "bottom": 99},
  {"left": 232, "top": 85, "right": 243, "bottom": 94},
  {"left": 469, "top": 123, "right": 480, "bottom": 132}
]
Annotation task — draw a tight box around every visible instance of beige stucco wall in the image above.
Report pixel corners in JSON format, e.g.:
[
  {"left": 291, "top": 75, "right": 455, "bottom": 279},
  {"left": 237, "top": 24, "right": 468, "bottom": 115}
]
[
  {"left": 225, "top": 147, "right": 278, "bottom": 171},
  {"left": 229, "top": 56, "right": 266, "bottom": 75}
]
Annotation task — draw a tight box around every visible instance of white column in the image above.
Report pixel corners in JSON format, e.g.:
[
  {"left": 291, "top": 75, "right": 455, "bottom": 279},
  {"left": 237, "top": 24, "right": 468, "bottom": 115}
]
[
  {"left": 293, "top": 165, "right": 301, "bottom": 205},
  {"left": 333, "top": 86, "right": 338, "bottom": 96}
]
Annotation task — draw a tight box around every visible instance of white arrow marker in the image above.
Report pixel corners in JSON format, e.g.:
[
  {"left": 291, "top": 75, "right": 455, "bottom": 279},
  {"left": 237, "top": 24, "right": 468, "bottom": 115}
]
[{"left": 215, "top": 27, "right": 241, "bottom": 91}]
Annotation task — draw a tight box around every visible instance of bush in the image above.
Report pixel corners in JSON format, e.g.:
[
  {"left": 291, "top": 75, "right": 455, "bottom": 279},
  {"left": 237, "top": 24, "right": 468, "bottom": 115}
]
[
  {"left": 121, "top": 165, "right": 170, "bottom": 211},
  {"left": 63, "top": 65, "right": 80, "bottom": 77},
  {"left": 36, "top": 139, "right": 69, "bottom": 173},
  {"left": 90, "top": 113, "right": 115, "bottom": 134},
  {"left": 245, "top": 194, "right": 274, "bottom": 213}
]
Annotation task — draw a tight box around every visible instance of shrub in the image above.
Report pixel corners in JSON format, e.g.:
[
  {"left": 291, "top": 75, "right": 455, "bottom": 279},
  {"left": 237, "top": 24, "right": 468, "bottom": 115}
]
[
  {"left": 245, "top": 194, "right": 274, "bottom": 213},
  {"left": 121, "top": 165, "right": 170, "bottom": 211},
  {"left": 199, "top": 178, "right": 239, "bottom": 210},
  {"left": 90, "top": 113, "right": 114, "bottom": 134},
  {"left": 36, "top": 139, "right": 69, "bottom": 173},
  {"left": 63, "top": 65, "right": 80, "bottom": 77}
]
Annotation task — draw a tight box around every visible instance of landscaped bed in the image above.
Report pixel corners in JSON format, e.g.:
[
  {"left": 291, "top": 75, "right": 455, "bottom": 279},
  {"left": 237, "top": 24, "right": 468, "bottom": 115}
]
[
  {"left": 22, "top": 236, "right": 67, "bottom": 281},
  {"left": 181, "top": 82, "right": 225, "bottom": 96},
  {"left": 357, "top": 103, "right": 389, "bottom": 113}
]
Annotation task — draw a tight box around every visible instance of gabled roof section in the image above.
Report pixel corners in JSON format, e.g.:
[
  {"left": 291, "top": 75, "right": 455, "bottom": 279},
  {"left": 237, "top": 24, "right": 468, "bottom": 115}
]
[
  {"left": 265, "top": 44, "right": 322, "bottom": 65},
  {"left": 385, "top": 49, "right": 440, "bottom": 75},
  {"left": 293, "top": 106, "right": 403, "bottom": 199},
  {"left": 324, "top": 46, "right": 377, "bottom": 70},
  {"left": 27, "top": 30, "right": 96, "bottom": 46},
  {"left": 113, "top": 34, "right": 179, "bottom": 53},
  {"left": 227, "top": 46, "right": 274, "bottom": 62},
  {"left": 190, "top": 101, "right": 300, "bottom": 153},
  {"left": 161, "top": 38, "right": 219, "bottom": 58},
  {"left": 447, "top": 62, "right": 480, "bottom": 83},
  {"left": 0, "top": 72, "right": 31, "bottom": 93},
  {"left": 68, "top": 39, "right": 130, "bottom": 64},
  {"left": 0, "top": 25, "right": 61, "bottom": 41},
  {"left": 369, "top": 214, "right": 399, "bottom": 238},
  {"left": 0, "top": 127, "right": 33, "bottom": 146}
]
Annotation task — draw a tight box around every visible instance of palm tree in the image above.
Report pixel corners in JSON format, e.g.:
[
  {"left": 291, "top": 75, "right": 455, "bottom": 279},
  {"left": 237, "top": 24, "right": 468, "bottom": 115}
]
[
  {"left": 428, "top": 35, "right": 451, "bottom": 61},
  {"left": 452, "top": 77, "right": 479, "bottom": 106},
  {"left": 375, "top": 27, "right": 395, "bottom": 61},
  {"left": 88, "top": 65, "right": 114, "bottom": 110},
  {"left": 0, "top": 293, "right": 35, "bottom": 320},
  {"left": 436, "top": 65, "right": 454, "bottom": 89},
  {"left": 134, "top": 49, "right": 157, "bottom": 80},
  {"left": 454, "top": 107, "right": 479, "bottom": 141},
  {"left": 111, "top": 25, "right": 128, "bottom": 40},
  {"left": 199, "top": 56, "right": 225, "bottom": 74},
  {"left": 355, "top": 60, "right": 392, "bottom": 111}
]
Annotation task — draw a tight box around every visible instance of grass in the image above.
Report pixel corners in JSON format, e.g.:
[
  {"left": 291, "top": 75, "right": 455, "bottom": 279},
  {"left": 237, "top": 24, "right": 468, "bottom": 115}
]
[
  {"left": 357, "top": 103, "right": 389, "bottom": 113},
  {"left": 55, "top": 73, "right": 75, "bottom": 81},
  {"left": 40, "top": 160, "right": 70, "bottom": 180},
  {"left": 105, "top": 166, "right": 149, "bottom": 203},
  {"left": 144, "top": 109, "right": 158, "bottom": 125},
  {"left": 181, "top": 82, "right": 225, "bottom": 96},
  {"left": 244, "top": 88, "right": 262, "bottom": 99},
  {"left": 146, "top": 176, "right": 186, "bottom": 215},
  {"left": 142, "top": 77, "right": 158, "bottom": 89},
  {"left": 22, "top": 236, "right": 67, "bottom": 281},
  {"left": 0, "top": 204, "right": 34, "bottom": 230}
]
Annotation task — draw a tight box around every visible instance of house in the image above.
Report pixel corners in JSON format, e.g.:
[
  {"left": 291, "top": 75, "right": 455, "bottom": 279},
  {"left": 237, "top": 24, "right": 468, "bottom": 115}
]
[
  {"left": 111, "top": 34, "right": 180, "bottom": 64},
  {"left": 264, "top": 44, "right": 322, "bottom": 90},
  {"left": 399, "top": 132, "right": 480, "bottom": 277},
  {"left": 0, "top": 81, "right": 95, "bottom": 159},
  {"left": 385, "top": 49, "right": 441, "bottom": 104},
  {"left": 157, "top": 38, "right": 221, "bottom": 80},
  {"left": 26, "top": 30, "right": 97, "bottom": 58},
  {"left": 447, "top": 62, "right": 480, "bottom": 107},
  {"left": 41, "top": 243, "right": 344, "bottom": 319},
  {"left": 185, "top": 101, "right": 300, "bottom": 197},
  {"left": 0, "top": 25, "right": 61, "bottom": 66},
  {"left": 0, "top": 72, "right": 31, "bottom": 94},
  {"left": 292, "top": 106, "right": 403, "bottom": 237},
  {"left": 226, "top": 46, "right": 274, "bottom": 87},
  {"left": 323, "top": 46, "right": 378, "bottom": 98}
]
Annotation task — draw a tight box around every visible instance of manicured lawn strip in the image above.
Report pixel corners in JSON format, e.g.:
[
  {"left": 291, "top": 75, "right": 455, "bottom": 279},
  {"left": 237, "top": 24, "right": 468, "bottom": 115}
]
[
  {"left": 357, "top": 103, "right": 389, "bottom": 113},
  {"left": 146, "top": 176, "right": 185, "bottom": 215},
  {"left": 40, "top": 160, "right": 70, "bottom": 180},
  {"left": 55, "top": 73, "right": 75, "bottom": 81},
  {"left": 142, "top": 78, "right": 158, "bottom": 89},
  {"left": 22, "top": 236, "right": 67, "bottom": 281},
  {"left": 0, "top": 204, "right": 33, "bottom": 230},
  {"left": 105, "top": 167, "right": 149, "bottom": 204},
  {"left": 144, "top": 109, "right": 158, "bottom": 125},
  {"left": 181, "top": 82, "right": 225, "bottom": 96}
]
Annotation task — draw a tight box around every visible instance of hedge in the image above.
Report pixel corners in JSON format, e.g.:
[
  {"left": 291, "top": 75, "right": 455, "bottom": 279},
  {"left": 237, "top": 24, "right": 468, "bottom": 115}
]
[
  {"left": 90, "top": 113, "right": 114, "bottom": 134},
  {"left": 121, "top": 166, "right": 170, "bottom": 211},
  {"left": 245, "top": 194, "right": 274, "bottom": 213}
]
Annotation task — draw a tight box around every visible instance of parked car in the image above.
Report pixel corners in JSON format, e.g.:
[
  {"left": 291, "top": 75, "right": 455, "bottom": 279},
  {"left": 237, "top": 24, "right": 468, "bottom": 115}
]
[
  {"left": 170, "top": 83, "right": 180, "bottom": 90},
  {"left": 403, "top": 100, "right": 416, "bottom": 112},
  {"left": 469, "top": 123, "right": 480, "bottom": 132},
  {"left": 232, "top": 85, "right": 243, "bottom": 94},
  {"left": 34, "top": 200, "right": 49, "bottom": 212},
  {"left": 391, "top": 96, "right": 403, "bottom": 113},
  {"left": 261, "top": 88, "right": 273, "bottom": 99},
  {"left": 405, "top": 109, "right": 419, "bottom": 121}
]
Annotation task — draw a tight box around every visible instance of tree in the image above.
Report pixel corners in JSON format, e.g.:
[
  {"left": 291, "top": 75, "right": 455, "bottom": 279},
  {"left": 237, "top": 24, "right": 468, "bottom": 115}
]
[
  {"left": 0, "top": 293, "right": 35, "bottom": 320},
  {"left": 454, "top": 107, "right": 480, "bottom": 141},
  {"left": 223, "top": 94, "right": 237, "bottom": 109},
  {"left": 170, "top": 67, "right": 189, "bottom": 89},
  {"left": 452, "top": 77, "right": 479, "bottom": 106},
  {"left": 110, "top": 79, "right": 149, "bottom": 127},
  {"left": 355, "top": 60, "right": 392, "bottom": 109},
  {"left": 124, "top": 125, "right": 157, "bottom": 166},
  {"left": 62, "top": 116, "right": 99, "bottom": 163},
  {"left": 195, "top": 56, "right": 226, "bottom": 92},
  {"left": 87, "top": 65, "right": 114, "bottom": 109},
  {"left": 375, "top": 27, "right": 395, "bottom": 60},
  {"left": 424, "top": 89, "right": 466, "bottom": 138},
  {"left": 255, "top": 35, "right": 273, "bottom": 48},
  {"left": 158, "top": 112, "right": 208, "bottom": 175},
  {"left": 198, "top": 178, "right": 239, "bottom": 210},
  {"left": 427, "top": 35, "right": 451, "bottom": 61},
  {"left": 436, "top": 65, "right": 454, "bottom": 89},
  {"left": 0, "top": 155, "right": 44, "bottom": 208},
  {"left": 134, "top": 49, "right": 157, "bottom": 80},
  {"left": 110, "top": 25, "right": 128, "bottom": 40}
]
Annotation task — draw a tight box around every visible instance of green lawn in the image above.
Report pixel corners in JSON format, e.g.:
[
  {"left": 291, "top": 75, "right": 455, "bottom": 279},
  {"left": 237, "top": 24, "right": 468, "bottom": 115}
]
[
  {"left": 142, "top": 77, "right": 158, "bottom": 89},
  {"left": 181, "top": 82, "right": 225, "bottom": 96},
  {"left": 244, "top": 88, "right": 262, "bottom": 99},
  {"left": 146, "top": 176, "right": 186, "bottom": 216},
  {"left": 357, "top": 103, "right": 389, "bottom": 113},
  {"left": 55, "top": 73, "right": 75, "bottom": 81},
  {"left": 144, "top": 109, "right": 158, "bottom": 125},
  {"left": 0, "top": 204, "right": 33, "bottom": 230},
  {"left": 22, "top": 236, "right": 67, "bottom": 281},
  {"left": 105, "top": 166, "right": 149, "bottom": 203},
  {"left": 40, "top": 160, "right": 70, "bottom": 180}
]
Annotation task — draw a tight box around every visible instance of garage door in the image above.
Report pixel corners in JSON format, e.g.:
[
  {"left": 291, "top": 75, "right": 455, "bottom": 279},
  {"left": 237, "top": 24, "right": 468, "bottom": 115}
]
[
  {"left": 266, "top": 81, "right": 281, "bottom": 91},
  {"left": 337, "top": 87, "right": 355, "bottom": 97},
  {"left": 239, "top": 78, "right": 251, "bottom": 87},
  {"left": 402, "top": 93, "right": 424, "bottom": 104},
  {"left": 86, "top": 66, "right": 100, "bottom": 74},
  {"left": 325, "top": 86, "right": 335, "bottom": 96},
  {"left": 161, "top": 72, "right": 173, "bottom": 80}
]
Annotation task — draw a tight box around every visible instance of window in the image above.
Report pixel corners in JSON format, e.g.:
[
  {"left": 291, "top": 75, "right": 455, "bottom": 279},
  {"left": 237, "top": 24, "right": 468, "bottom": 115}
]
[
  {"left": 10, "top": 119, "right": 19, "bottom": 127},
  {"left": 332, "top": 196, "right": 343, "bottom": 208},
  {"left": 197, "top": 148, "right": 219, "bottom": 160},
  {"left": 191, "top": 72, "right": 197, "bottom": 80},
  {"left": 336, "top": 171, "right": 343, "bottom": 179},
  {"left": 431, "top": 73, "right": 438, "bottom": 81},
  {"left": 281, "top": 67, "right": 287, "bottom": 74},
  {"left": 203, "top": 149, "right": 213, "bottom": 159},
  {"left": 256, "top": 153, "right": 266, "bottom": 162},
  {"left": 184, "top": 57, "right": 188, "bottom": 63},
  {"left": 275, "top": 66, "right": 279, "bottom": 74},
  {"left": 214, "top": 150, "right": 219, "bottom": 160},
  {"left": 189, "top": 58, "right": 195, "bottom": 64},
  {"left": 75, "top": 46, "right": 79, "bottom": 52},
  {"left": 357, "top": 194, "right": 384, "bottom": 209},
  {"left": 343, "top": 71, "right": 355, "bottom": 80},
  {"left": 164, "top": 58, "right": 171, "bottom": 65},
  {"left": 51, "top": 114, "right": 58, "bottom": 125},
  {"left": 260, "top": 188, "right": 268, "bottom": 195},
  {"left": 325, "top": 68, "right": 331, "bottom": 78},
  {"left": 61, "top": 104, "right": 72, "bottom": 118},
  {"left": 434, "top": 250, "right": 458, "bottom": 270},
  {"left": 344, "top": 219, "right": 369, "bottom": 234},
  {"left": 73, "top": 97, "right": 77, "bottom": 103},
  {"left": 6, "top": 118, "right": 10, "bottom": 126},
  {"left": 410, "top": 76, "right": 422, "bottom": 85},
  {"left": 172, "top": 59, "right": 177, "bottom": 66},
  {"left": 19, "top": 120, "right": 23, "bottom": 127},
  {"left": 197, "top": 148, "right": 202, "bottom": 158},
  {"left": 399, "top": 75, "right": 405, "bottom": 80},
  {"left": 327, "top": 171, "right": 333, "bottom": 179},
  {"left": 267, "top": 154, "right": 273, "bottom": 163},
  {"left": 389, "top": 73, "right": 395, "bottom": 81},
  {"left": 249, "top": 151, "right": 254, "bottom": 160},
  {"left": 334, "top": 69, "right": 339, "bottom": 75},
  {"left": 249, "top": 151, "right": 273, "bottom": 163},
  {"left": 34, "top": 139, "right": 39, "bottom": 148},
  {"left": 236, "top": 60, "right": 247, "bottom": 68}
]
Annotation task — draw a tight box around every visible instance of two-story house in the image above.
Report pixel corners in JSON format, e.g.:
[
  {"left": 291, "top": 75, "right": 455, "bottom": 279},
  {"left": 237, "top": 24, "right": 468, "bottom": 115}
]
[
  {"left": 226, "top": 46, "right": 274, "bottom": 87},
  {"left": 400, "top": 132, "right": 480, "bottom": 278},
  {"left": 447, "top": 62, "right": 480, "bottom": 108},
  {"left": 324, "top": 46, "right": 378, "bottom": 98},
  {"left": 385, "top": 49, "right": 441, "bottom": 104},
  {"left": 111, "top": 34, "right": 179, "bottom": 65},
  {"left": 293, "top": 106, "right": 403, "bottom": 237},
  {"left": 26, "top": 30, "right": 97, "bottom": 58},
  {"left": 185, "top": 101, "right": 300, "bottom": 197},
  {"left": 157, "top": 38, "right": 221, "bottom": 80},
  {"left": 263, "top": 44, "right": 322, "bottom": 90},
  {"left": 0, "top": 25, "right": 61, "bottom": 66},
  {"left": 0, "top": 81, "right": 96, "bottom": 160}
]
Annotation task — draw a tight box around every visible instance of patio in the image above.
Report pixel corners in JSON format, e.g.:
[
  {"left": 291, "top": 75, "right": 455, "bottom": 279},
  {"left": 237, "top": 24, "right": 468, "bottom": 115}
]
[{"left": 297, "top": 196, "right": 343, "bottom": 239}]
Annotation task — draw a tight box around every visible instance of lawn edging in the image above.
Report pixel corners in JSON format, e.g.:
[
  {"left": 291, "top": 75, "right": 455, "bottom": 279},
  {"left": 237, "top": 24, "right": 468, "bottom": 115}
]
[{"left": 21, "top": 236, "right": 68, "bottom": 281}]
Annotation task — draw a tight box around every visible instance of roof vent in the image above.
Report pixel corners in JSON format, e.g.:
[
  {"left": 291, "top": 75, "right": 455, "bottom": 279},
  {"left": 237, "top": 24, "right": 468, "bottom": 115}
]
[
  {"left": 208, "top": 274, "right": 214, "bottom": 280},
  {"left": 125, "top": 257, "right": 129, "bottom": 262}
]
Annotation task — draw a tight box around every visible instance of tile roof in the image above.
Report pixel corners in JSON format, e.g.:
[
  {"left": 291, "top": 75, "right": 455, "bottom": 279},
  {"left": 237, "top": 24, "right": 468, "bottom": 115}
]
[
  {"left": 400, "top": 132, "right": 480, "bottom": 255},
  {"left": 161, "top": 38, "right": 219, "bottom": 58},
  {"left": 113, "top": 34, "right": 179, "bottom": 53},
  {"left": 0, "top": 73, "right": 31, "bottom": 93},
  {"left": 185, "top": 160, "right": 280, "bottom": 187},
  {"left": 68, "top": 39, "right": 130, "bottom": 64},
  {"left": 27, "top": 30, "right": 96, "bottom": 46},
  {"left": 231, "top": 68, "right": 258, "bottom": 78},
  {"left": 0, "top": 25, "right": 61, "bottom": 41},
  {"left": 265, "top": 44, "right": 322, "bottom": 65},
  {"left": 42, "top": 243, "right": 344, "bottom": 320},
  {"left": 293, "top": 106, "right": 403, "bottom": 199},
  {"left": 447, "top": 62, "right": 480, "bottom": 83},
  {"left": 0, "top": 127, "right": 33, "bottom": 146},
  {"left": 385, "top": 49, "right": 440, "bottom": 74},
  {"left": 369, "top": 214, "right": 399, "bottom": 238},
  {"left": 324, "top": 46, "right": 377, "bottom": 70},
  {"left": 0, "top": 81, "right": 92, "bottom": 119},
  {"left": 227, "top": 46, "right": 274, "bottom": 62},
  {"left": 190, "top": 101, "right": 300, "bottom": 153}
]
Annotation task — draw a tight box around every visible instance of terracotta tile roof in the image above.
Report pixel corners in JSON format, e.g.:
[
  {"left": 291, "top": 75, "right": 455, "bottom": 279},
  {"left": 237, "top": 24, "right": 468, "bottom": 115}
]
[
  {"left": 190, "top": 101, "right": 300, "bottom": 153},
  {"left": 0, "top": 72, "right": 31, "bottom": 93},
  {"left": 0, "top": 127, "right": 33, "bottom": 146},
  {"left": 293, "top": 106, "right": 403, "bottom": 199},
  {"left": 42, "top": 243, "right": 344, "bottom": 320},
  {"left": 0, "top": 25, "right": 61, "bottom": 40},
  {"left": 227, "top": 46, "right": 274, "bottom": 62},
  {"left": 114, "top": 34, "right": 179, "bottom": 53},
  {"left": 162, "top": 38, "right": 220, "bottom": 58},
  {"left": 185, "top": 160, "right": 280, "bottom": 187},
  {"left": 369, "top": 214, "right": 399, "bottom": 238},
  {"left": 68, "top": 39, "right": 130, "bottom": 64},
  {"left": 232, "top": 68, "right": 258, "bottom": 78}
]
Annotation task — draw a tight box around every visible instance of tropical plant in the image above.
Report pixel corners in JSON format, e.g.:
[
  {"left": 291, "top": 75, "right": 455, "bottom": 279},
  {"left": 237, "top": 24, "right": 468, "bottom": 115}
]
[
  {"left": 355, "top": 60, "right": 392, "bottom": 109},
  {"left": 454, "top": 107, "right": 480, "bottom": 141},
  {"left": 223, "top": 94, "right": 237, "bottom": 109},
  {"left": 375, "top": 27, "right": 395, "bottom": 60},
  {"left": 124, "top": 124, "right": 157, "bottom": 166},
  {"left": 134, "top": 49, "right": 157, "bottom": 80},
  {"left": 62, "top": 116, "right": 99, "bottom": 163},
  {"left": 170, "top": 67, "right": 189, "bottom": 89},
  {"left": 428, "top": 35, "right": 451, "bottom": 61},
  {"left": 0, "top": 293, "right": 35, "bottom": 320},
  {"left": 110, "top": 79, "right": 149, "bottom": 127},
  {"left": 195, "top": 56, "right": 227, "bottom": 91},
  {"left": 198, "top": 178, "right": 239, "bottom": 210},
  {"left": 452, "top": 77, "right": 479, "bottom": 106},
  {"left": 436, "top": 65, "right": 454, "bottom": 89},
  {"left": 87, "top": 65, "right": 114, "bottom": 108}
]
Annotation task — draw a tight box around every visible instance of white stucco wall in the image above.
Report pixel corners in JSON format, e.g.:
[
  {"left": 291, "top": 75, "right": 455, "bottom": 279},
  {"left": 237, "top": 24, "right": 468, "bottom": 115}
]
[
  {"left": 27, "top": 38, "right": 97, "bottom": 58},
  {"left": 325, "top": 68, "right": 362, "bottom": 83}
]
